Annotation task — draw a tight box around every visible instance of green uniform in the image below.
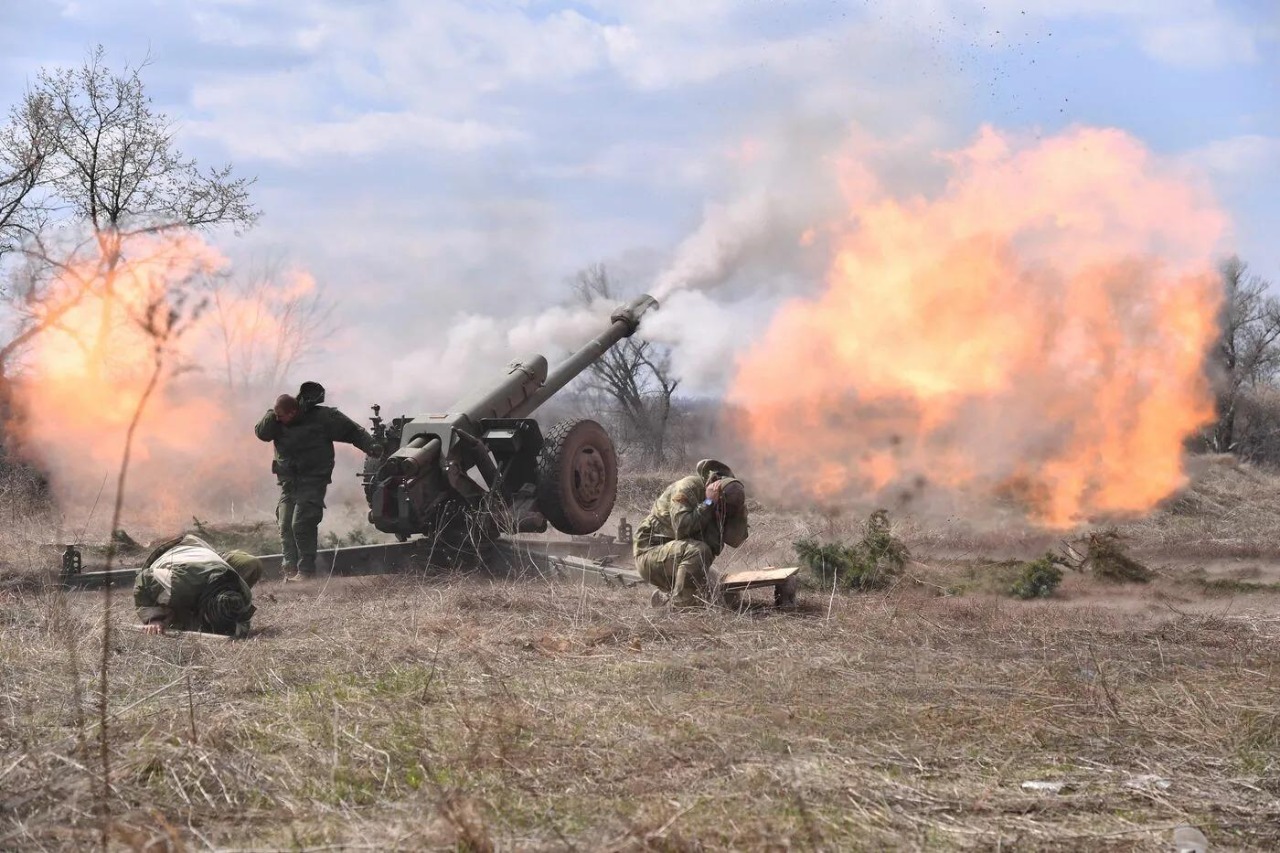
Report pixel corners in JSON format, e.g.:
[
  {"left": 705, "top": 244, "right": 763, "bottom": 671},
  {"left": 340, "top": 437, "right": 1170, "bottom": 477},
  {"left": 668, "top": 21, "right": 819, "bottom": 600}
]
[
  {"left": 254, "top": 402, "right": 376, "bottom": 574},
  {"left": 633, "top": 459, "right": 749, "bottom": 607},
  {"left": 133, "top": 534, "right": 256, "bottom": 637}
]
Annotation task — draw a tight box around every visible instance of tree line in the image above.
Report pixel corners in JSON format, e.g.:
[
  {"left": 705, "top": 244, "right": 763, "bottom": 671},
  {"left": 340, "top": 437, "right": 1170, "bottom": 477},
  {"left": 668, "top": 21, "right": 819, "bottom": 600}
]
[{"left": 1206, "top": 256, "right": 1280, "bottom": 462}]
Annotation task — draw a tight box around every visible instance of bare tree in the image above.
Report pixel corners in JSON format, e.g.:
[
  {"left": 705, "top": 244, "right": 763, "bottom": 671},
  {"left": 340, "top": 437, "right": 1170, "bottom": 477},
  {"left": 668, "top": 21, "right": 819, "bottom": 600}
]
[
  {"left": 207, "top": 253, "right": 334, "bottom": 393},
  {"left": 0, "top": 88, "right": 56, "bottom": 262},
  {"left": 572, "top": 263, "right": 680, "bottom": 466},
  {"left": 1209, "top": 256, "right": 1280, "bottom": 452},
  {"left": 2, "top": 46, "right": 257, "bottom": 384}
]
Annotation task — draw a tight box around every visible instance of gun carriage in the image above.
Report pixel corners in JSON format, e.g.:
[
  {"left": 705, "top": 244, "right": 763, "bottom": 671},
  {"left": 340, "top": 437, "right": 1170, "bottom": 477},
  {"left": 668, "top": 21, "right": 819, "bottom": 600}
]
[{"left": 362, "top": 295, "right": 659, "bottom": 543}]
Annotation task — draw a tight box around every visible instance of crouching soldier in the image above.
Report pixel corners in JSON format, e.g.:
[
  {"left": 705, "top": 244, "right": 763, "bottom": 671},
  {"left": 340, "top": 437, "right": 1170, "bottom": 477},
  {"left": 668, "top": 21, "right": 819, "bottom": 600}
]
[
  {"left": 134, "top": 534, "right": 263, "bottom": 638},
  {"left": 634, "top": 459, "right": 749, "bottom": 608}
]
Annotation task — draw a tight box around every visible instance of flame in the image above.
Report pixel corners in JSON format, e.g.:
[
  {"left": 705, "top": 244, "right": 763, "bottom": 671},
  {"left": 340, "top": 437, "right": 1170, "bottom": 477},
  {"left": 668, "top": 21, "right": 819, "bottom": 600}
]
[
  {"left": 7, "top": 231, "right": 319, "bottom": 533},
  {"left": 728, "top": 126, "right": 1227, "bottom": 528}
]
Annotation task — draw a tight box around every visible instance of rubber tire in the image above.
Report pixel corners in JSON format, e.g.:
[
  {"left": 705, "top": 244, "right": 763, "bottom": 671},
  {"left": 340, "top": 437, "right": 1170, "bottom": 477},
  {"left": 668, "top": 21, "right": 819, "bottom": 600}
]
[{"left": 536, "top": 419, "right": 618, "bottom": 535}]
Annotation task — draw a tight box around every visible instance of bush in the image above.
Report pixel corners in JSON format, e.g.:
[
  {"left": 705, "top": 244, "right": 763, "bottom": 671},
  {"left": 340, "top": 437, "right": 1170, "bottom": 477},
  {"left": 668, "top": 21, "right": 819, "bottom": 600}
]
[
  {"left": 111, "top": 528, "right": 144, "bottom": 552},
  {"left": 795, "top": 509, "right": 908, "bottom": 591},
  {"left": 1231, "top": 387, "right": 1280, "bottom": 466},
  {"left": 322, "top": 527, "right": 373, "bottom": 549},
  {"left": 1009, "top": 553, "right": 1066, "bottom": 599},
  {"left": 0, "top": 454, "right": 51, "bottom": 522},
  {"left": 186, "top": 518, "right": 279, "bottom": 555},
  {"left": 1086, "top": 530, "right": 1151, "bottom": 583}
]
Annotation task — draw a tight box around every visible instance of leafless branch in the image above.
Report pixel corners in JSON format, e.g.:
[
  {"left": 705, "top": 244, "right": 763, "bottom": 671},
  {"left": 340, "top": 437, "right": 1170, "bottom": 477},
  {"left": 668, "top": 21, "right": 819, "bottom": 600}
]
[
  {"left": 1209, "top": 256, "right": 1280, "bottom": 453},
  {"left": 571, "top": 263, "right": 681, "bottom": 466},
  {"left": 0, "top": 45, "right": 258, "bottom": 389}
]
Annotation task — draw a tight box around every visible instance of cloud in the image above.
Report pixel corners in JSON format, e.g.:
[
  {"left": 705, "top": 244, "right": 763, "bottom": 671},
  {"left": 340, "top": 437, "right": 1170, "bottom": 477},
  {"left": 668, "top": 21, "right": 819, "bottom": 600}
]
[
  {"left": 176, "top": 1, "right": 613, "bottom": 163},
  {"left": 1185, "top": 134, "right": 1280, "bottom": 180},
  {"left": 167, "top": 0, "right": 1270, "bottom": 174},
  {"left": 899, "top": 0, "right": 1264, "bottom": 69},
  {"left": 186, "top": 110, "right": 521, "bottom": 161},
  {"left": 1139, "top": 13, "right": 1259, "bottom": 67},
  {"left": 1182, "top": 133, "right": 1280, "bottom": 281}
]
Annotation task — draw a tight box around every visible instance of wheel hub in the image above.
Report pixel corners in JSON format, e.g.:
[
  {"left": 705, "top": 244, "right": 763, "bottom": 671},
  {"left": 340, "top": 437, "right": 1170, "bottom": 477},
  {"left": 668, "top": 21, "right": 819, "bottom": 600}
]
[{"left": 571, "top": 447, "right": 606, "bottom": 508}]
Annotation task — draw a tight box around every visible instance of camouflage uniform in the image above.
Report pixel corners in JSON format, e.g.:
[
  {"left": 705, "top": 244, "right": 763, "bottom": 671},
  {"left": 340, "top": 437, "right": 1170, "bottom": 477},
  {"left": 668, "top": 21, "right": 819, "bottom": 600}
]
[
  {"left": 254, "top": 392, "right": 377, "bottom": 576},
  {"left": 133, "top": 534, "right": 262, "bottom": 637},
  {"left": 633, "top": 459, "right": 749, "bottom": 607}
]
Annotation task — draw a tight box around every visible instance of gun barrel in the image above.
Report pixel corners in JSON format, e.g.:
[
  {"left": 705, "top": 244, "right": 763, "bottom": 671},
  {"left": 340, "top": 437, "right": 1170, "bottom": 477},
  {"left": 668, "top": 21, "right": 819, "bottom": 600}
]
[
  {"left": 511, "top": 294, "right": 659, "bottom": 418},
  {"left": 449, "top": 356, "right": 549, "bottom": 425}
]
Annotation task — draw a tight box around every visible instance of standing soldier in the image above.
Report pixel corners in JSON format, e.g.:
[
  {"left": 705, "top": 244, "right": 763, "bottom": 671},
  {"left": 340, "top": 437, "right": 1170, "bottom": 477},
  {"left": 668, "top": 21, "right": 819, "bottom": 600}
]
[
  {"left": 134, "top": 533, "right": 263, "bottom": 637},
  {"left": 255, "top": 381, "right": 380, "bottom": 581},
  {"left": 633, "top": 459, "right": 749, "bottom": 608}
]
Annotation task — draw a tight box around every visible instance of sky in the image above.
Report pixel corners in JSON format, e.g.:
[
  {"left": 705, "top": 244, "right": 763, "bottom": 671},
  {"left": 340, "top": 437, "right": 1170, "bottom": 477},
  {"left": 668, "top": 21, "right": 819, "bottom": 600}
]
[{"left": 0, "top": 0, "right": 1277, "bottom": 410}]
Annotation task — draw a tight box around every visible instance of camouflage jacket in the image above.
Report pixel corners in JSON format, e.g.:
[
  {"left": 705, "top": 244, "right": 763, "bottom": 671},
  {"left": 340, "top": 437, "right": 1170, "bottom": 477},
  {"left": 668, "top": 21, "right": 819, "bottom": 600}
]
[
  {"left": 633, "top": 460, "right": 749, "bottom": 559},
  {"left": 255, "top": 403, "right": 377, "bottom": 482},
  {"left": 133, "top": 534, "right": 255, "bottom": 633}
]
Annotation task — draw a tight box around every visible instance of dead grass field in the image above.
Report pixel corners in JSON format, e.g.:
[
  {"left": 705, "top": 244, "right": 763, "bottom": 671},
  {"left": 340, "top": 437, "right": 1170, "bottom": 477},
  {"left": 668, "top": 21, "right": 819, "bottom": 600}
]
[{"left": 2, "top": 456, "right": 1280, "bottom": 851}]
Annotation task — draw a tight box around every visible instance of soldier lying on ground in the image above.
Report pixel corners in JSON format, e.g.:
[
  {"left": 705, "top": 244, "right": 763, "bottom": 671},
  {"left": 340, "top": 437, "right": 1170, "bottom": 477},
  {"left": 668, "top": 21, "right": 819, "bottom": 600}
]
[
  {"left": 633, "top": 459, "right": 749, "bottom": 608},
  {"left": 134, "top": 534, "right": 263, "bottom": 637},
  {"left": 254, "top": 381, "right": 379, "bottom": 581}
]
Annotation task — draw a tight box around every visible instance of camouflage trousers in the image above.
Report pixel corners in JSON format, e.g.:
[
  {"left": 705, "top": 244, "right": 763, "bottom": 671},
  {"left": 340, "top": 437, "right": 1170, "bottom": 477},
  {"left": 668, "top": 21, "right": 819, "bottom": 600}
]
[
  {"left": 277, "top": 477, "right": 328, "bottom": 574},
  {"left": 635, "top": 539, "right": 718, "bottom": 607}
]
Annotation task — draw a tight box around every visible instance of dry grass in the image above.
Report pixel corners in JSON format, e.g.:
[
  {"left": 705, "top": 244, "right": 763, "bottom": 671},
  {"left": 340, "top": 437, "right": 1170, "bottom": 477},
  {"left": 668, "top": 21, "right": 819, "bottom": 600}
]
[
  {"left": 0, "top": 458, "right": 1278, "bottom": 850},
  {"left": 1118, "top": 455, "right": 1280, "bottom": 557},
  {"left": 2, "top": 571, "right": 1278, "bottom": 851},
  {"left": 616, "top": 456, "right": 1280, "bottom": 569}
]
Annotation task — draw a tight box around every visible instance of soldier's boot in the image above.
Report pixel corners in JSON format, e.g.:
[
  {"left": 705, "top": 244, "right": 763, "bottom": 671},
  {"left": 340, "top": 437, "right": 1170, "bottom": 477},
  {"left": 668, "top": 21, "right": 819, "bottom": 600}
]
[
  {"left": 669, "top": 565, "right": 700, "bottom": 609},
  {"left": 295, "top": 556, "right": 317, "bottom": 580},
  {"left": 281, "top": 564, "right": 300, "bottom": 583},
  {"left": 671, "top": 590, "right": 701, "bottom": 608}
]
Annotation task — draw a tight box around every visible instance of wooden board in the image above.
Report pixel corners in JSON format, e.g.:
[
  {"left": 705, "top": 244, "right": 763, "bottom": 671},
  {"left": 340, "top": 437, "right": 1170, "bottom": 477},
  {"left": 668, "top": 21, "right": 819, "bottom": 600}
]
[{"left": 721, "top": 566, "right": 799, "bottom": 590}]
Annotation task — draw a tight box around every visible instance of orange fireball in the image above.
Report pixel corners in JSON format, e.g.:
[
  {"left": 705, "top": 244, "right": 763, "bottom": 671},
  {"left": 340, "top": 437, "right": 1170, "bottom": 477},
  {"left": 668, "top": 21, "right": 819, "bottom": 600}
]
[
  {"left": 728, "top": 126, "right": 1227, "bottom": 528},
  {"left": 8, "top": 231, "right": 316, "bottom": 531}
]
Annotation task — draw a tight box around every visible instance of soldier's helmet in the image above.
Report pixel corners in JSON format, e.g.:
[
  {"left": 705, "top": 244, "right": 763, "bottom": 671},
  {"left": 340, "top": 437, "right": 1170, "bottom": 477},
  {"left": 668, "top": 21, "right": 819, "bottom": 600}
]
[
  {"left": 222, "top": 550, "right": 264, "bottom": 587},
  {"left": 201, "top": 589, "right": 255, "bottom": 636},
  {"left": 297, "top": 381, "right": 326, "bottom": 407}
]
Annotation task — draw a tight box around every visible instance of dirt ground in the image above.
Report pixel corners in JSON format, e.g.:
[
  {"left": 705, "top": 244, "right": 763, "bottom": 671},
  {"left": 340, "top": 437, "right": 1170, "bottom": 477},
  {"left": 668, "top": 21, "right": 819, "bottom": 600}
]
[{"left": 2, "top": 457, "right": 1279, "bottom": 850}]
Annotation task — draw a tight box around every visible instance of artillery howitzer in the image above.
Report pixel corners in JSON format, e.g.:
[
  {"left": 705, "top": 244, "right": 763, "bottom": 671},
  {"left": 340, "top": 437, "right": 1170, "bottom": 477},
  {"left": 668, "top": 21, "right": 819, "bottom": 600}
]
[{"left": 362, "top": 295, "right": 659, "bottom": 542}]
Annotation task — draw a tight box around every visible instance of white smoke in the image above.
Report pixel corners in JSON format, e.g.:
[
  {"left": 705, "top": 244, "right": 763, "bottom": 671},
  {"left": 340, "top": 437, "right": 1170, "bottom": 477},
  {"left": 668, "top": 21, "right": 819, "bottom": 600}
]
[
  {"left": 650, "top": 192, "right": 781, "bottom": 300},
  {"left": 649, "top": 121, "right": 852, "bottom": 304},
  {"left": 381, "top": 120, "right": 951, "bottom": 406},
  {"left": 385, "top": 302, "right": 615, "bottom": 411}
]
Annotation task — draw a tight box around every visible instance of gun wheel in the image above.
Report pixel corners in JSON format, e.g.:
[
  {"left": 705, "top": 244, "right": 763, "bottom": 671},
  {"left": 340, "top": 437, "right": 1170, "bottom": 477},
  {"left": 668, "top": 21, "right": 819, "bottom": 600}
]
[{"left": 537, "top": 418, "right": 618, "bottom": 535}]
